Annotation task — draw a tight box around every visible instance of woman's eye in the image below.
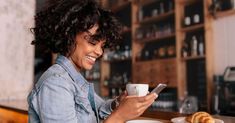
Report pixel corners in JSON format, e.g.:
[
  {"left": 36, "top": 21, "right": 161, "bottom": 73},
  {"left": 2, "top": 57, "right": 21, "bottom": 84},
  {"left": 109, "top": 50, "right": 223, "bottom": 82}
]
[
  {"left": 88, "top": 41, "right": 96, "bottom": 45},
  {"left": 88, "top": 39, "right": 99, "bottom": 45}
]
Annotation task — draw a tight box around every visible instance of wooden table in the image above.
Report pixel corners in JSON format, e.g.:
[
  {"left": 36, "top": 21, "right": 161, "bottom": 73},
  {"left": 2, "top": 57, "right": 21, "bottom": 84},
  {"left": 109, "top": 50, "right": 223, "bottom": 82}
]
[
  {"left": 0, "top": 100, "right": 28, "bottom": 123},
  {"left": 140, "top": 110, "right": 235, "bottom": 123}
]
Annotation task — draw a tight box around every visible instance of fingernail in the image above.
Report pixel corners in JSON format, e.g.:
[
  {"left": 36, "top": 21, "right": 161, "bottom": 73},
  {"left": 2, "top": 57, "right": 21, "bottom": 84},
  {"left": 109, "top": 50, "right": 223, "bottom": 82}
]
[{"left": 153, "top": 93, "right": 158, "bottom": 98}]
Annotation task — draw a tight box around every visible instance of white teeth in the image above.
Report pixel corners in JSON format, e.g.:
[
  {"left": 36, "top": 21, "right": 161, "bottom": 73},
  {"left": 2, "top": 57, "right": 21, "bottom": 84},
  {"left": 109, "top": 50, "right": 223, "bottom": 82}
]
[{"left": 86, "top": 56, "right": 96, "bottom": 62}]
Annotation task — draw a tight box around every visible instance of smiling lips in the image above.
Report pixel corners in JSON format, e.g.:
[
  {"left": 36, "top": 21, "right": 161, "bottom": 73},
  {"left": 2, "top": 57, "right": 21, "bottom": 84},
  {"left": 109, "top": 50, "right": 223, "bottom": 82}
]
[{"left": 86, "top": 55, "right": 96, "bottom": 65}]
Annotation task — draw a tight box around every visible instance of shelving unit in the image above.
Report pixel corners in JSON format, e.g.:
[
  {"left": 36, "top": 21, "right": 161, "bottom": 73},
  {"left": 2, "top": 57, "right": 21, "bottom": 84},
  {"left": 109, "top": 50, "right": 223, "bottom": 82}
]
[
  {"left": 99, "top": 0, "right": 235, "bottom": 113},
  {"left": 175, "top": 0, "right": 214, "bottom": 111},
  {"left": 132, "top": 0, "right": 178, "bottom": 111},
  {"left": 132, "top": 0, "right": 176, "bottom": 79},
  {"left": 100, "top": 0, "right": 132, "bottom": 98}
]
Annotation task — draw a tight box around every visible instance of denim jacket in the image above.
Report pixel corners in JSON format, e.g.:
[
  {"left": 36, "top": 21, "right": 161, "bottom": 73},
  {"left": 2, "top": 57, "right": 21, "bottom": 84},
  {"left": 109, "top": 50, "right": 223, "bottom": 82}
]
[{"left": 28, "top": 55, "right": 114, "bottom": 123}]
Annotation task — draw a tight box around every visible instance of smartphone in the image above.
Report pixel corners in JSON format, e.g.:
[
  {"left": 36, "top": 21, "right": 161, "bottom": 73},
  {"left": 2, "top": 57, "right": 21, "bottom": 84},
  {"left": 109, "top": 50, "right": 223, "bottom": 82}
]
[{"left": 150, "top": 83, "right": 167, "bottom": 95}]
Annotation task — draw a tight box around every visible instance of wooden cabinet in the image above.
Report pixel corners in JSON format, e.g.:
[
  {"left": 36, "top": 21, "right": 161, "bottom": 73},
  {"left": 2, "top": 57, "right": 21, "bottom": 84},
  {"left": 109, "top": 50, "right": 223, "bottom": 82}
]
[
  {"left": 132, "top": 61, "right": 151, "bottom": 84},
  {"left": 133, "top": 59, "right": 177, "bottom": 88}
]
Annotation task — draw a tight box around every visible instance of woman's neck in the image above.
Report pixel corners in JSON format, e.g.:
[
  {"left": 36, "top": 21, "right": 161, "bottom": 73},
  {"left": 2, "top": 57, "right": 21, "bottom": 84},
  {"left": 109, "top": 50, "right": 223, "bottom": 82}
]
[{"left": 69, "top": 57, "right": 82, "bottom": 72}]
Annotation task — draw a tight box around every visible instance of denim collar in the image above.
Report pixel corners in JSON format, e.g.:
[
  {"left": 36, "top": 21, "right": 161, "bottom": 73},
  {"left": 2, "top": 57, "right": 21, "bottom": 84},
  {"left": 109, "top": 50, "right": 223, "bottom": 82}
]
[
  {"left": 55, "top": 55, "right": 91, "bottom": 91},
  {"left": 56, "top": 55, "right": 98, "bottom": 122}
]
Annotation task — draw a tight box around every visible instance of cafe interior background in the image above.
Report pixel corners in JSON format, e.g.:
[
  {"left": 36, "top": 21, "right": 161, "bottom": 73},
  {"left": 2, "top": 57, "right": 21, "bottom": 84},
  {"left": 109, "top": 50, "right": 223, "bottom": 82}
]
[{"left": 1, "top": 0, "right": 235, "bottom": 120}]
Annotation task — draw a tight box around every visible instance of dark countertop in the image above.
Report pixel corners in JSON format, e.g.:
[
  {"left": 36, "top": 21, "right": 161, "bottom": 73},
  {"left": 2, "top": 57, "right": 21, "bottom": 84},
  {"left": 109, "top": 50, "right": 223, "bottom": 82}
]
[
  {"left": 0, "top": 100, "right": 28, "bottom": 114},
  {"left": 0, "top": 100, "right": 234, "bottom": 122}
]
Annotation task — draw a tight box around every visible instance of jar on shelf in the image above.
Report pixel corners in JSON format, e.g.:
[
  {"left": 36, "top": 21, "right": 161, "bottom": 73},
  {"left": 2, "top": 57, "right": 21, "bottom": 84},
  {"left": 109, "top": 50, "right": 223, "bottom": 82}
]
[
  {"left": 184, "top": 16, "right": 191, "bottom": 26},
  {"left": 193, "top": 13, "right": 200, "bottom": 24},
  {"left": 167, "top": 45, "right": 176, "bottom": 57},
  {"left": 152, "top": 9, "right": 159, "bottom": 17},
  {"left": 158, "top": 47, "right": 167, "bottom": 58}
]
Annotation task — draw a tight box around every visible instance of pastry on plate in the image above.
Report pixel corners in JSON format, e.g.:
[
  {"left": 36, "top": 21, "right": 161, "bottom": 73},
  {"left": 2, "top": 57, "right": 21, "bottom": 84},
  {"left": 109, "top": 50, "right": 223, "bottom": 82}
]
[{"left": 185, "top": 111, "right": 215, "bottom": 123}]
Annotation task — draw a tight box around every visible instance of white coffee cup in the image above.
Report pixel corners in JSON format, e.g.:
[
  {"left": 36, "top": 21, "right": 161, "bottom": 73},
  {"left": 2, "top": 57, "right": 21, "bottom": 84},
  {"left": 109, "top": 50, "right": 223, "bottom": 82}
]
[{"left": 126, "top": 84, "right": 149, "bottom": 96}]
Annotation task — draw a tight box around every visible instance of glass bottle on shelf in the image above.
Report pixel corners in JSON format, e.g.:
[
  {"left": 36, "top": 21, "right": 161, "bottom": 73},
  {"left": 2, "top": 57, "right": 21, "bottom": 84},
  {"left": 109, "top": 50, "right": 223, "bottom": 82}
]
[
  {"left": 138, "top": 7, "right": 143, "bottom": 22},
  {"left": 118, "top": 88, "right": 122, "bottom": 95},
  {"left": 122, "top": 72, "right": 128, "bottom": 84},
  {"left": 103, "top": 50, "right": 109, "bottom": 61},
  {"left": 136, "top": 28, "right": 143, "bottom": 40},
  {"left": 113, "top": 45, "right": 120, "bottom": 60},
  {"left": 181, "top": 40, "right": 189, "bottom": 58},
  {"left": 179, "top": 96, "right": 198, "bottom": 114},
  {"left": 159, "top": 2, "right": 165, "bottom": 14},
  {"left": 144, "top": 50, "right": 150, "bottom": 60},
  {"left": 191, "top": 36, "right": 198, "bottom": 56},
  {"left": 168, "top": 1, "right": 173, "bottom": 11},
  {"left": 124, "top": 45, "right": 130, "bottom": 59},
  {"left": 198, "top": 35, "right": 204, "bottom": 56},
  {"left": 111, "top": 88, "right": 116, "bottom": 98}
]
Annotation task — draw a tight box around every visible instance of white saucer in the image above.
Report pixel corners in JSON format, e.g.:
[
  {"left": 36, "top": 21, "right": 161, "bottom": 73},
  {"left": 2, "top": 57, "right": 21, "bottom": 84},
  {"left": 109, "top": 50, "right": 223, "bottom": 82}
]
[
  {"left": 126, "top": 119, "right": 163, "bottom": 123},
  {"left": 171, "top": 116, "right": 224, "bottom": 123}
]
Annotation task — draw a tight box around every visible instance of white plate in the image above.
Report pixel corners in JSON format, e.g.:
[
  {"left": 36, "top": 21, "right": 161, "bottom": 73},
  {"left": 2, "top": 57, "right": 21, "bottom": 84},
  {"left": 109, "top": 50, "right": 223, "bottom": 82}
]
[
  {"left": 171, "top": 117, "right": 224, "bottom": 123},
  {"left": 126, "top": 119, "right": 163, "bottom": 123}
]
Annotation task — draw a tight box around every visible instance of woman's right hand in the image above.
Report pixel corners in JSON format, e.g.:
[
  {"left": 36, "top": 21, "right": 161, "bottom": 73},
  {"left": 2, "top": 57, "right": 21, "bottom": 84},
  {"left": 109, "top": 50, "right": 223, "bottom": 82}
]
[{"left": 105, "top": 93, "right": 158, "bottom": 123}]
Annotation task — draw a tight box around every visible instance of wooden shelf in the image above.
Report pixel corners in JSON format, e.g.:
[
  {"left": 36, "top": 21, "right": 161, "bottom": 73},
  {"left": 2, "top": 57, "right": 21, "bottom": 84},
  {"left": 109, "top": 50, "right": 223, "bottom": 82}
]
[
  {"left": 139, "top": 0, "right": 160, "bottom": 6},
  {"left": 181, "top": 55, "right": 205, "bottom": 61},
  {"left": 138, "top": 10, "right": 175, "bottom": 24},
  {"left": 181, "top": 23, "right": 204, "bottom": 32},
  {"left": 135, "top": 57, "right": 176, "bottom": 64},
  {"left": 178, "top": 0, "right": 202, "bottom": 6},
  {"left": 216, "top": 9, "right": 235, "bottom": 19},
  {"left": 135, "top": 33, "right": 175, "bottom": 43},
  {"left": 111, "top": 1, "right": 131, "bottom": 12},
  {"left": 103, "top": 58, "right": 131, "bottom": 63}
]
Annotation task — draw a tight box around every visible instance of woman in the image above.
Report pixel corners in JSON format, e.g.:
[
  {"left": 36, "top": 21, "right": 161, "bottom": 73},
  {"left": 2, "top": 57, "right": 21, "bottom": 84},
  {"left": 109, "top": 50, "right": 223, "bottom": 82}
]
[{"left": 28, "top": 0, "right": 157, "bottom": 123}]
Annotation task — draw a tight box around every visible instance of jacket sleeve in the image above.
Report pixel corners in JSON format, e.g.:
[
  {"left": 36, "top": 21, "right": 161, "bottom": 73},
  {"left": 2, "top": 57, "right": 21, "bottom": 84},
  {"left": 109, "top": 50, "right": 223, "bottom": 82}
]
[
  {"left": 36, "top": 76, "right": 77, "bottom": 123},
  {"left": 94, "top": 93, "right": 115, "bottom": 119}
]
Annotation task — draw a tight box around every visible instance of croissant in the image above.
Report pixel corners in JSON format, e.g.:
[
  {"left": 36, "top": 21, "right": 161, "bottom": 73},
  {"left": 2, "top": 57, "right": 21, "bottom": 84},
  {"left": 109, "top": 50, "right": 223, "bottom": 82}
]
[{"left": 185, "top": 111, "right": 215, "bottom": 123}]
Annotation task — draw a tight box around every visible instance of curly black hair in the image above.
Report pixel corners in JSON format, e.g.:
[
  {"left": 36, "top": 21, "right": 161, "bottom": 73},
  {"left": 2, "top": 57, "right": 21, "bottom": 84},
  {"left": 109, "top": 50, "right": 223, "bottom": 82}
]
[{"left": 32, "top": 0, "right": 122, "bottom": 56}]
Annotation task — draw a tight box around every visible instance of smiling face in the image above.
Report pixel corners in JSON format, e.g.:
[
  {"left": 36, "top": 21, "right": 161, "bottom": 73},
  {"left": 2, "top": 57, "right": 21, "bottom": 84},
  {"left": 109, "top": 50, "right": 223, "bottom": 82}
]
[{"left": 70, "top": 25, "right": 105, "bottom": 71}]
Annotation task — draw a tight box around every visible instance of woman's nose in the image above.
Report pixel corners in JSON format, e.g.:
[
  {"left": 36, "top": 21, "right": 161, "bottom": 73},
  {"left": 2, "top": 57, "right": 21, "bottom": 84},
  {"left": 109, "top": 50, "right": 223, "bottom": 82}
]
[{"left": 94, "top": 45, "right": 103, "bottom": 56}]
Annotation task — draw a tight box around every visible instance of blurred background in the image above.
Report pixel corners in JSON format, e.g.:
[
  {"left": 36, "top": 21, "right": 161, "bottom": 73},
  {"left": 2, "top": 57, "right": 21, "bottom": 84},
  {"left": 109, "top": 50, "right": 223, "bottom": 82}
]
[{"left": 1, "top": 0, "right": 235, "bottom": 121}]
